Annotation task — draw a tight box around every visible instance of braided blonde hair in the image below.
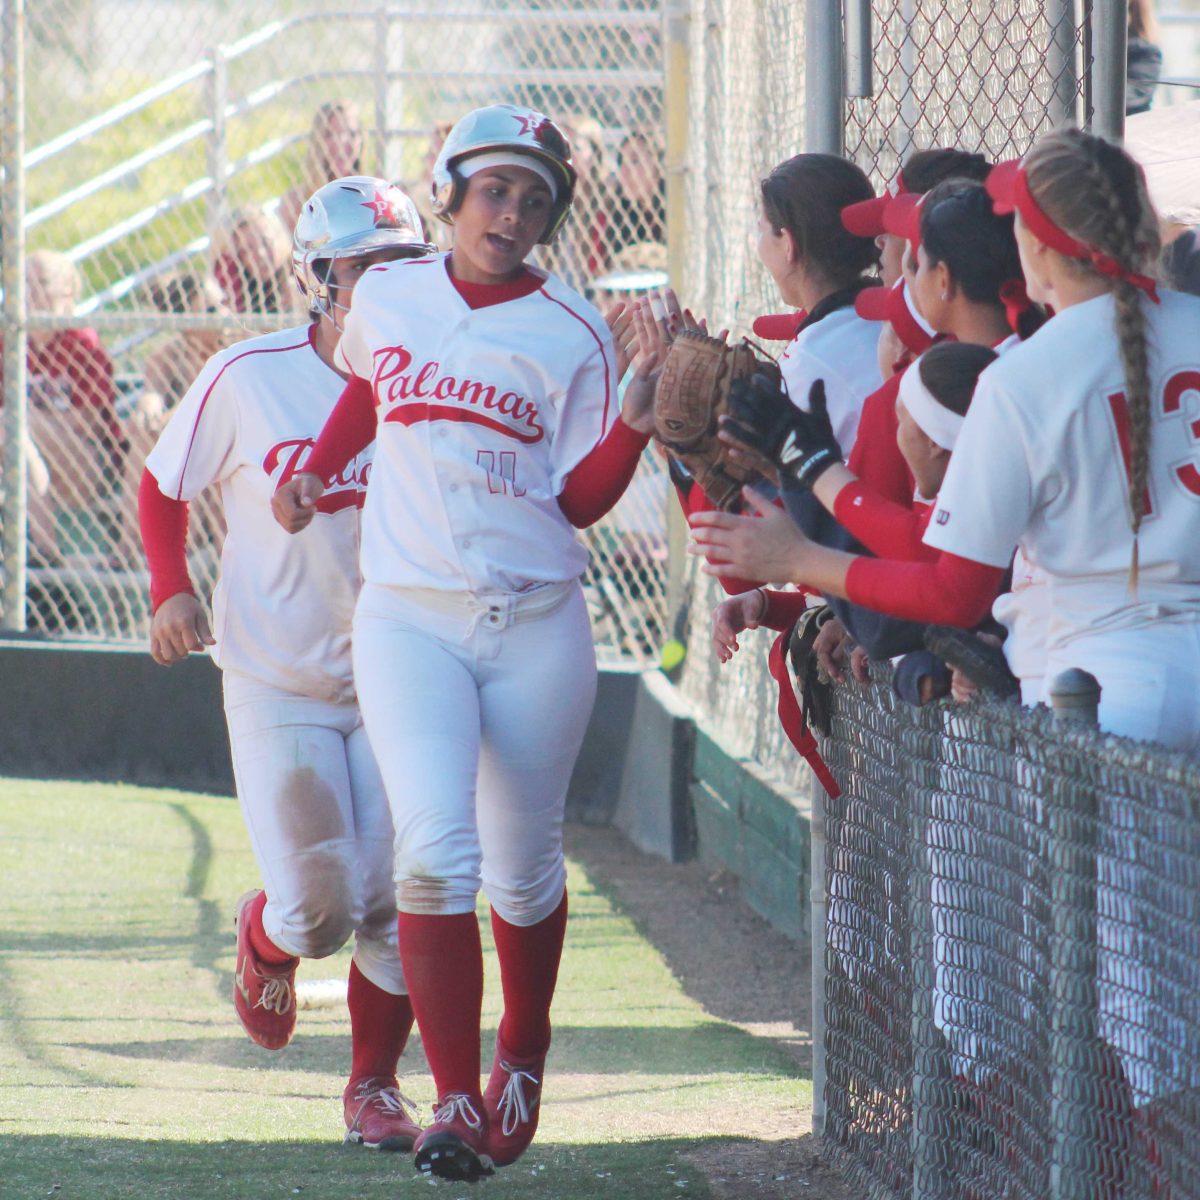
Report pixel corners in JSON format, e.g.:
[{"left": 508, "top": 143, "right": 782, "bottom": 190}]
[{"left": 1021, "top": 128, "right": 1162, "bottom": 588}]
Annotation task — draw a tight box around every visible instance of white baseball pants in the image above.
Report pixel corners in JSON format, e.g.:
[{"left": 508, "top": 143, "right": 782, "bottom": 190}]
[
  {"left": 352, "top": 579, "right": 598, "bottom": 928},
  {"left": 223, "top": 671, "right": 406, "bottom": 994}
]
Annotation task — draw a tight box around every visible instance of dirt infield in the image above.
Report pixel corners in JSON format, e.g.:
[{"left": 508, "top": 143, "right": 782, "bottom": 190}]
[{"left": 565, "top": 824, "right": 856, "bottom": 1200}]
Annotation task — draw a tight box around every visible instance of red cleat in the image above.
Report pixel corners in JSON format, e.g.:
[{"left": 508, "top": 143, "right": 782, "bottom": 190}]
[
  {"left": 232, "top": 890, "right": 297, "bottom": 1050},
  {"left": 483, "top": 1038, "right": 547, "bottom": 1168},
  {"left": 343, "top": 1076, "right": 422, "bottom": 1152},
  {"left": 413, "top": 1093, "right": 494, "bottom": 1182}
]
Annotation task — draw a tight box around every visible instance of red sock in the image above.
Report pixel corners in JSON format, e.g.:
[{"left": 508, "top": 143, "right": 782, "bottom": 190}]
[
  {"left": 347, "top": 960, "right": 415, "bottom": 1084},
  {"left": 490, "top": 891, "right": 568, "bottom": 1058},
  {"left": 248, "top": 890, "right": 297, "bottom": 966},
  {"left": 396, "top": 911, "right": 483, "bottom": 1099}
]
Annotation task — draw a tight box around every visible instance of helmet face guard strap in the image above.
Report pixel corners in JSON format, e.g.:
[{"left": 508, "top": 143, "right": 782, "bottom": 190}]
[{"left": 431, "top": 105, "right": 577, "bottom": 246}]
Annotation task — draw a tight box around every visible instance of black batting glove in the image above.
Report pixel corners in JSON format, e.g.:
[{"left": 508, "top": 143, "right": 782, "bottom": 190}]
[{"left": 725, "top": 376, "right": 842, "bottom": 489}]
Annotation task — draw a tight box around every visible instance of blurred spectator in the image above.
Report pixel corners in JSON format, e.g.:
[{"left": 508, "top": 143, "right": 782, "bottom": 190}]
[
  {"left": 278, "top": 100, "right": 366, "bottom": 232},
  {"left": 141, "top": 272, "right": 233, "bottom": 412},
  {"left": 411, "top": 119, "right": 455, "bottom": 250},
  {"left": 607, "top": 127, "right": 666, "bottom": 257},
  {"left": 543, "top": 115, "right": 610, "bottom": 291},
  {"left": 1127, "top": 0, "right": 1162, "bottom": 116},
  {"left": 212, "top": 204, "right": 295, "bottom": 314},
  {"left": 0, "top": 250, "right": 125, "bottom": 566}
]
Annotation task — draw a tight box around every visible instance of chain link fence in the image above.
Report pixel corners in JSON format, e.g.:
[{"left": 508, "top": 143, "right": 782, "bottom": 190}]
[
  {"left": 816, "top": 668, "right": 1200, "bottom": 1200},
  {"left": 2, "top": 1, "right": 669, "bottom": 659}
]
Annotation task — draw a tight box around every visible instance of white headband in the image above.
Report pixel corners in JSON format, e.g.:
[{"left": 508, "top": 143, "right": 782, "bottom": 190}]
[
  {"left": 457, "top": 152, "right": 558, "bottom": 201},
  {"left": 899, "top": 359, "right": 964, "bottom": 451}
]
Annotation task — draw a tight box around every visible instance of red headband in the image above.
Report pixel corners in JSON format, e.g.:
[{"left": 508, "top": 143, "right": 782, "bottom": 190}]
[{"left": 987, "top": 158, "right": 1160, "bottom": 303}]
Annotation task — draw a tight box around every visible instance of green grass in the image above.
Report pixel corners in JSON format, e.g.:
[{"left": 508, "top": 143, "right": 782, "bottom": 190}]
[{"left": 0, "top": 779, "right": 807, "bottom": 1199}]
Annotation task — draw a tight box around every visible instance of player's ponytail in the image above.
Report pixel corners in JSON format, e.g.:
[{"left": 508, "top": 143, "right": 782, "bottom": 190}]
[{"left": 1022, "top": 128, "right": 1161, "bottom": 589}]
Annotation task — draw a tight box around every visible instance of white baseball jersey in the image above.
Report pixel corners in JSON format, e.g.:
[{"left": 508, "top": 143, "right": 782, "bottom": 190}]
[
  {"left": 925, "top": 289, "right": 1200, "bottom": 653},
  {"left": 780, "top": 307, "right": 884, "bottom": 454},
  {"left": 334, "top": 254, "right": 617, "bottom": 593},
  {"left": 146, "top": 325, "right": 371, "bottom": 702}
]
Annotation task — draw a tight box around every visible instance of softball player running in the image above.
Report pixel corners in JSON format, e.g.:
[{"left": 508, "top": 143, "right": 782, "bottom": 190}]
[
  {"left": 272, "top": 104, "right": 656, "bottom": 1182},
  {"left": 138, "top": 177, "right": 433, "bottom": 1150}
]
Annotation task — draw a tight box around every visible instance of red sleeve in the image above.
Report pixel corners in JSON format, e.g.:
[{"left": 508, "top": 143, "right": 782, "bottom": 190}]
[
  {"left": 297, "top": 376, "right": 378, "bottom": 486},
  {"left": 846, "top": 373, "right": 915, "bottom": 508},
  {"left": 678, "top": 480, "right": 766, "bottom": 596},
  {"left": 557, "top": 417, "right": 652, "bottom": 528},
  {"left": 761, "top": 589, "right": 809, "bottom": 631},
  {"left": 833, "top": 481, "right": 936, "bottom": 562},
  {"left": 138, "top": 468, "right": 193, "bottom": 612},
  {"left": 845, "top": 549, "right": 1005, "bottom": 628}
]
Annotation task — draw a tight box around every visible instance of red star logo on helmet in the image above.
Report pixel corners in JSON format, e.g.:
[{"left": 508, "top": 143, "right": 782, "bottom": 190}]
[
  {"left": 512, "top": 112, "right": 546, "bottom": 139},
  {"left": 362, "top": 189, "right": 401, "bottom": 226}
]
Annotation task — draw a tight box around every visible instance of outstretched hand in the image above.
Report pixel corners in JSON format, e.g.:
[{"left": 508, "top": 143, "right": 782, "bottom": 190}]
[
  {"left": 687, "top": 487, "right": 809, "bottom": 583},
  {"left": 711, "top": 588, "right": 768, "bottom": 663},
  {"left": 605, "top": 300, "right": 638, "bottom": 381},
  {"left": 271, "top": 472, "right": 325, "bottom": 534}
]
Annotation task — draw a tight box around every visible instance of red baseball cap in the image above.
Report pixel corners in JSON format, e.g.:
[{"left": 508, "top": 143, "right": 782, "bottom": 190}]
[
  {"left": 752, "top": 310, "right": 807, "bottom": 341},
  {"left": 881, "top": 191, "right": 924, "bottom": 246},
  {"left": 841, "top": 173, "right": 909, "bottom": 238},
  {"left": 854, "top": 279, "right": 936, "bottom": 356}
]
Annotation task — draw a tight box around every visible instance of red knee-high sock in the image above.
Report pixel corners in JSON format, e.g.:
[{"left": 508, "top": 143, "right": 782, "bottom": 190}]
[
  {"left": 396, "top": 912, "right": 483, "bottom": 1099},
  {"left": 248, "top": 890, "right": 297, "bottom": 966},
  {"left": 490, "top": 891, "right": 568, "bottom": 1058},
  {"left": 347, "top": 960, "right": 415, "bottom": 1084}
]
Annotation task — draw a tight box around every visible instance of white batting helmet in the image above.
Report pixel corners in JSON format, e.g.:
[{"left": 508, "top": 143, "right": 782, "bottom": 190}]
[
  {"left": 292, "top": 175, "right": 432, "bottom": 319},
  {"left": 431, "top": 105, "right": 576, "bottom": 245}
]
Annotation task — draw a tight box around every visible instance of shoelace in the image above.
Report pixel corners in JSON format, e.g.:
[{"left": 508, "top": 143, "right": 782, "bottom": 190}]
[
  {"left": 433, "top": 1093, "right": 483, "bottom": 1131},
  {"left": 496, "top": 1061, "right": 541, "bottom": 1137},
  {"left": 351, "top": 1081, "right": 418, "bottom": 1126},
  {"left": 255, "top": 975, "right": 294, "bottom": 1015}
]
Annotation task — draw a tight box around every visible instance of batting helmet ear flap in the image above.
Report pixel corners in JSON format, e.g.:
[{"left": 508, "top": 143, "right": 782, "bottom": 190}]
[{"left": 431, "top": 164, "right": 468, "bottom": 226}]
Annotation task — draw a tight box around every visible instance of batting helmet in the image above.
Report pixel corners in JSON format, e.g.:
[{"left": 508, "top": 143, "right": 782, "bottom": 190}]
[
  {"left": 431, "top": 105, "right": 576, "bottom": 245},
  {"left": 292, "top": 175, "right": 432, "bottom": 320}
]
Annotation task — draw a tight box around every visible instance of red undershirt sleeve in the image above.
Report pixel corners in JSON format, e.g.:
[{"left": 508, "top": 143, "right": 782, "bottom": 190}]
[
  {"left": 557, "top": 416, "right": 651, "bottom": 528},
  {"left": 138, "top": 469, "right": 193, "bottom": 612},
  {"left": 833, "top": 481, "right": 937, "bottom": 562},
  {"left": 846, "top": 375, "right": 915, "bottom": 508},
  {"left": 761, "top": 589, "right": 809, "bottom": 631},
  {"left": 296, "top": 376, "right": 377, "bottom": 486},
  {"left": 845, "top": 549, "right": 1005, "bottom": 628},
  {"left": 676, "top": 480, "right": 769, "bottom": 596}
]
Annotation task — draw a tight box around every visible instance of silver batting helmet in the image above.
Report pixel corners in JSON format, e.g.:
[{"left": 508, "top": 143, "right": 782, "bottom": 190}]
[
  {"left": 431, "top": 105, "right": 576, "bottom": 245},
  {"left": 292, "top": 175, "right": 433, "bottom": 321}
]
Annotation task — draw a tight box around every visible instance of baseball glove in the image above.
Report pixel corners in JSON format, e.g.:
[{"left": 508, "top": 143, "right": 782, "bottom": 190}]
[
  {"left": 653, "top": 329, "right": 783, "bottom": 512},
  {"left": 922, "top": 626, "right": 1021, "bottom": 700}
]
